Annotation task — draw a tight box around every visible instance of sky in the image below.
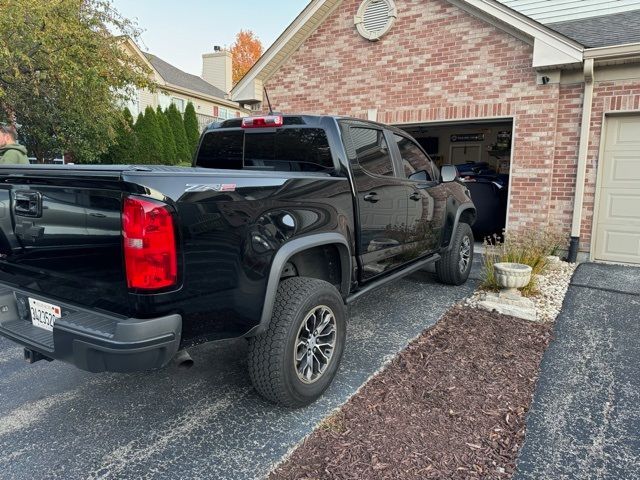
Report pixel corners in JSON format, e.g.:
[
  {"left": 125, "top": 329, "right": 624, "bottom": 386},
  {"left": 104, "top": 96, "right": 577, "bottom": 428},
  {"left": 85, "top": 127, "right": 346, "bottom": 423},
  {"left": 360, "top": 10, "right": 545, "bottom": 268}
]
[{"left": 111, "top": 0, "right": 308, "bottom": 75}]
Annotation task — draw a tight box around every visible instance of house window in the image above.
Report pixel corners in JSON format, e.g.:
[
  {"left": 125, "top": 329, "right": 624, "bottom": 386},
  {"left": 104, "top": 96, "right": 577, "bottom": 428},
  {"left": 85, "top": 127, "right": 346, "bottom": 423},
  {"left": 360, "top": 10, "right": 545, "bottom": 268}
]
[
  {"left": 158, "top": 93, "right": 171, "bottom": 110},
  {"left": 172, "top": 97, "right": 185, "bottom": 112}
]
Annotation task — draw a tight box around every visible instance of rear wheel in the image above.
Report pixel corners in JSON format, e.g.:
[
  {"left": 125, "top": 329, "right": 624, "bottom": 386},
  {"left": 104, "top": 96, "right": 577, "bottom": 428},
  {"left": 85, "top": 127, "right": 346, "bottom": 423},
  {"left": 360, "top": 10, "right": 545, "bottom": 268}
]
[
  {"left": 435, "top": 222, "right": 474, "bottom": 285},
  {"left": 247, "top": 277, "right": 346, "bottom": 407}
]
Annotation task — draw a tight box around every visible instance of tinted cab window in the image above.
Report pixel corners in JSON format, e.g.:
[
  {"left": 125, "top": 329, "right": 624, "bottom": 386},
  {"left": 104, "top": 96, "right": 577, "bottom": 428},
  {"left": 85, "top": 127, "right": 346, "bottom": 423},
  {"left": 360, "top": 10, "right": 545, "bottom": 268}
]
[
  {"left": 351, "top": 127, "right": 394, "bottom": 177},
  {"left": 393, "top": 134, "right": 436, "bottom": 181},
  {"left": 196, "top": 128, "right": 334, "bottom": 172}
]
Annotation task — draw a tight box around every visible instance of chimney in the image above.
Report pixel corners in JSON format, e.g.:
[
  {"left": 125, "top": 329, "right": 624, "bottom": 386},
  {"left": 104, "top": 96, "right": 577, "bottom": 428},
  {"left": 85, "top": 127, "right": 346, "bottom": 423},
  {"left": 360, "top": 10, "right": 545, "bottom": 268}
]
[{"left": 202, "top": 46, "right": 232, "bottom": 95}]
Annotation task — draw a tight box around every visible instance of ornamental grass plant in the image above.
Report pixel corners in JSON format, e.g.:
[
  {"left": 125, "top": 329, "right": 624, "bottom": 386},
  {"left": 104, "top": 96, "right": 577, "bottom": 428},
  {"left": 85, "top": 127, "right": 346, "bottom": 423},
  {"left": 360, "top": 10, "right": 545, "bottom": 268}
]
[{"left": 481, "top": 228, "right": 566, "bottom": 296}]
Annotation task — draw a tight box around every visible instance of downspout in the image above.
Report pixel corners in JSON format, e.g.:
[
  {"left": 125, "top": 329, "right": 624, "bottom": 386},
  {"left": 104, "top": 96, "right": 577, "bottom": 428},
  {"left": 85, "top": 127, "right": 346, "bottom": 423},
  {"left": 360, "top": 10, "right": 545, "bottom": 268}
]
[{"left": 568, "top": 58, "right": 594, "bottom": 263}]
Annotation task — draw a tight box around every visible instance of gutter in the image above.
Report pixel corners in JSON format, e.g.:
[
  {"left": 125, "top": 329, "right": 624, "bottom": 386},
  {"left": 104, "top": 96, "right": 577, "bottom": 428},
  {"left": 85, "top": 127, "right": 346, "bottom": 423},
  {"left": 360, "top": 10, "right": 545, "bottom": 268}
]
[
  {"left": 584, "top": 42, "right": 640, "bottom": 62},
  {"left": 568, "top": 58, "right": 594, "bottom": 263}
]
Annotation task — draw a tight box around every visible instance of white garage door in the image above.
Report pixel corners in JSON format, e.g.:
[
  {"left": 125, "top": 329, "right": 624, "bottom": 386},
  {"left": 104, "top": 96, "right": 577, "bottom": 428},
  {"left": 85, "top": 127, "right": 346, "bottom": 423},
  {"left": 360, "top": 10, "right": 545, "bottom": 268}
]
[{"left": 594, "top": 114, "right": 640, "bottom": 264}]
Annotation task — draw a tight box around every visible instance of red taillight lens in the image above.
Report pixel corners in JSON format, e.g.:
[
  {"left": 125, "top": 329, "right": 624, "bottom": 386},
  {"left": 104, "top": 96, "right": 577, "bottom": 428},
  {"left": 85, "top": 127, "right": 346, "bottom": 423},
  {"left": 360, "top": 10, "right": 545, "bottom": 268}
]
[
  {"left": 241, "top": 115, "right": 283, "bottom": 128},
  {"left": 122, "top": 196, "right": 177, "bottom": 290}
]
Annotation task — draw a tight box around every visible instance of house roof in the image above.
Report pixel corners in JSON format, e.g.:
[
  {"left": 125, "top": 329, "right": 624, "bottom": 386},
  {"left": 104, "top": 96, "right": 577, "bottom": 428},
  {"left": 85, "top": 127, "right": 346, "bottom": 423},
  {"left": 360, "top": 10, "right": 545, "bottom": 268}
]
[
  {"left": 144, "top": 53, "right": 228, "bottom": 100},
  {"left": 547, "top": 10, "right": 640, "bottom": 48}
]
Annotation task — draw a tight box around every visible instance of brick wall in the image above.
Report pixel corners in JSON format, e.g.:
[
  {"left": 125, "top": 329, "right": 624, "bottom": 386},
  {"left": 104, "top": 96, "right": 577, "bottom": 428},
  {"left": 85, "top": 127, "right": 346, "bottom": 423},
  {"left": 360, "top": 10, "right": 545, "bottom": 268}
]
[{"left": 264, "top": 0, "right": 640, "bottom": 251}]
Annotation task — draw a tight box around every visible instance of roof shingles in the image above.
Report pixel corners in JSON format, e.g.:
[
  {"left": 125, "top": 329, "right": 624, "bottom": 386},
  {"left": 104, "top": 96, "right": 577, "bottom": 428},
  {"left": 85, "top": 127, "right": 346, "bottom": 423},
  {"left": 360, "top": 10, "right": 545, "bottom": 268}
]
[
  {"left": 144, "top": 53, "right": 228, "bottom": 99},
  {"left": 548, "top": 10, "right": 640, "bottom": 48}
]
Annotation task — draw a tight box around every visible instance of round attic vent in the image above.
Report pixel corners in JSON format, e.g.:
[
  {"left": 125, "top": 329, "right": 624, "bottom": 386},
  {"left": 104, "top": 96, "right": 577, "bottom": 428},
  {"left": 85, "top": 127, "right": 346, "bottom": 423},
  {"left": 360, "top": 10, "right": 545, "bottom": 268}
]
[{"left": 354, "top": 0, "right": 397, "bottom": 41}]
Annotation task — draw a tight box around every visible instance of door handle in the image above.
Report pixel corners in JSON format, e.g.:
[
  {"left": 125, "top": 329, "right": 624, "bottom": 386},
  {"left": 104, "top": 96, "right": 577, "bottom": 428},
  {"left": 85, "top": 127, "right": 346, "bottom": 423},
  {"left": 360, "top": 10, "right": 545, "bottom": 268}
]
[
  {"left": 14, "top": 191, "right": 42, "bottom": 218},
  {"left": 409, "top": 192, "right": 421, "bottom": 201},
  {"left": 363, "top": 192, "right": 379, "bottom": 203}
]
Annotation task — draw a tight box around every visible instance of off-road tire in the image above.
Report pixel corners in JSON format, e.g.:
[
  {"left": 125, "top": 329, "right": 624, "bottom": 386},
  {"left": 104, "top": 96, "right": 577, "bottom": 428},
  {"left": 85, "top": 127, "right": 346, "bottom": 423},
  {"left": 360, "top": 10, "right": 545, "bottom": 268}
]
[
  {"left": 435, "top": 222, "right": 474, "bottom": 285},
  {"left": 247, "top": 277, "right": 346, "bottom": 408}
]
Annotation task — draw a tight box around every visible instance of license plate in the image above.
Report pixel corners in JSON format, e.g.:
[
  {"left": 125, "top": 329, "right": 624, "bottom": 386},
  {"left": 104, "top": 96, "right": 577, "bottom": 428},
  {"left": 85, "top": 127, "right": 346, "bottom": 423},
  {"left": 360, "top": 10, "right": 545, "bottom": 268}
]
[{"left": 28, "top": 298, "right": 61, "bottom": 332}]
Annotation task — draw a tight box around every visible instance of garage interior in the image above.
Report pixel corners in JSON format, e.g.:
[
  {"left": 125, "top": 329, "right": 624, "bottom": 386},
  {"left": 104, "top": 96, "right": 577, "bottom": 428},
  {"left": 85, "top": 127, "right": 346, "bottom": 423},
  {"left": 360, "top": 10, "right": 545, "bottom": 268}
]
[{"left": 398, "top": 119, "right": 513, "bottom": 240}]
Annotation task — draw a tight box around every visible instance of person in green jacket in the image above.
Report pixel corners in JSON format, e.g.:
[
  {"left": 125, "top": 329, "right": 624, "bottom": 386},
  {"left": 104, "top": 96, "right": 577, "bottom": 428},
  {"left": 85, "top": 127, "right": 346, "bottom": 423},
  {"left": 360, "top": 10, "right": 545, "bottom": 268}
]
[{"left": 0, "top": 124, "right": 29, "bottom": 164}]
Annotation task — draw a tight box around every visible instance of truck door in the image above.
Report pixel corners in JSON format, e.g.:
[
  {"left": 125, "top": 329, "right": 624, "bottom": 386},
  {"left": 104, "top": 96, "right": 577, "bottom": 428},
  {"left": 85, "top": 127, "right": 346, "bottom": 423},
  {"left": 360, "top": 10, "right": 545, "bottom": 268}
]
[
  {"left": 391, "top": 132, "right": 446, "bottom": 258},
  {"left": 345, "top": 125, "right": 413, "bottom": 281}
]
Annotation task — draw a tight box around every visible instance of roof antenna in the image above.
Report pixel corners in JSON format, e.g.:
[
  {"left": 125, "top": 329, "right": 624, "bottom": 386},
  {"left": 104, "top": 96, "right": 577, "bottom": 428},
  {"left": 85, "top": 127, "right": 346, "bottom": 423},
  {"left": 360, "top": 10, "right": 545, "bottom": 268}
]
[{"left": 264, "top": 87, "right": 274, "bottom": 115}]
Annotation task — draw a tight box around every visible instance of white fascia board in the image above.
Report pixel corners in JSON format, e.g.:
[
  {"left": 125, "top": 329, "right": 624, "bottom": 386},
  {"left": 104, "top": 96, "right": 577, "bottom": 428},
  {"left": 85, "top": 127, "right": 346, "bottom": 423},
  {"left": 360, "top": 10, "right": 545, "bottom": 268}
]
[
  {"left": 584, "top": 42, "right": 640, "bottom": 61},
  {"left": 231, "top": 0, "right": 339, "bottom": 103},
  {"left": 459, "top": 0, "right": 583, "bottom": 67}
]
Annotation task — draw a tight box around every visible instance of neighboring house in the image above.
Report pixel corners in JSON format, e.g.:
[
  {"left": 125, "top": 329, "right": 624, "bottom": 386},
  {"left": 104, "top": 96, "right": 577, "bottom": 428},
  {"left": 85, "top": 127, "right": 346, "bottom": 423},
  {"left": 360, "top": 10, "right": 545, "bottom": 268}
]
[
  {"left": 122, "top": 39, "right": 248, "bottom": 130},
  {"left": 231, "top": 0, "right": 640, "bottom": 266}
]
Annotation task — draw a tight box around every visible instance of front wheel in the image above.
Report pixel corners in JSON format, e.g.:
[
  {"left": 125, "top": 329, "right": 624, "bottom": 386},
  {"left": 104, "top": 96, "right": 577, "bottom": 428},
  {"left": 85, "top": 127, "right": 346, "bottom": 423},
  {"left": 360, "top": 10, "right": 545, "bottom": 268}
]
[
  {"left": 247, "top": 277, "right": 346, "bottom": 408},
  {"left": 435, "top": 222, "right": 474, "bottom": 285}
]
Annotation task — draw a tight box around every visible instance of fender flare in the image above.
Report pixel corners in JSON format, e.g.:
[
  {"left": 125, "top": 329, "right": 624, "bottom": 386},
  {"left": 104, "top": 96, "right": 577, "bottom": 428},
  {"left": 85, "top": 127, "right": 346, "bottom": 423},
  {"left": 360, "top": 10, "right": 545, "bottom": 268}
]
[
  {"left": 445, "top": 203, "right": 477, "bottom": 251},
  {"left": 251, "top": 233, "right": 352, "bottom": 336}
]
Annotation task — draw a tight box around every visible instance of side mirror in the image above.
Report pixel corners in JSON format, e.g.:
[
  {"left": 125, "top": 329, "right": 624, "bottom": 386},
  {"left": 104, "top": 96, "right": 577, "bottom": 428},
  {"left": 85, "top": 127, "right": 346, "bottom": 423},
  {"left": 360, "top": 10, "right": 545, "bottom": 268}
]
[
  {"left": 408, "top": 170, "right": 429, "bottom": 182},
  {"left": 440, "top": 164, "right": 458, "bottom": 183}
]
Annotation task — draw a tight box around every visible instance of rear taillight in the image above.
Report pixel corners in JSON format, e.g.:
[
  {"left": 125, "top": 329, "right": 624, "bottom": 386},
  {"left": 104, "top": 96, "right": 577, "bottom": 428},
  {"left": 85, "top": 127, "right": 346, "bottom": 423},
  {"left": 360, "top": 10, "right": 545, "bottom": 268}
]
[
  {"left": 122, "top": 196, "right": 177, "bottom": 290},
  {"left": 241, "top": 115, "right": 283, "bottom": 128}
]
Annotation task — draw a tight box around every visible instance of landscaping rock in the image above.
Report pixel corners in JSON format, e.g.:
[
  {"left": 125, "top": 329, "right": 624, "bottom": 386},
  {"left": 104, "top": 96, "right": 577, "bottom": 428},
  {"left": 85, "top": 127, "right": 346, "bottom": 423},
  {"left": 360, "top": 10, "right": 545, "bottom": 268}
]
[
  {"left": 478, "top": 292, "right": 537, "bottom": 322},
  {"left": 464, "top": 261, "right": 577, "bottom": 323}
]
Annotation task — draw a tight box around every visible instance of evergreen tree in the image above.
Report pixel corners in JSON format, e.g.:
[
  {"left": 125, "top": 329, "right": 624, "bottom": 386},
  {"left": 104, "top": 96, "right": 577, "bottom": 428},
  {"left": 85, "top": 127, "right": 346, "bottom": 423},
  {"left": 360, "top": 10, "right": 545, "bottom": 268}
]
[
  {"left": 157, "top": 106, "right": 177, "bottom": 164},
  {"left": 133, "top": 112, "right": 149, "bottom": 164},
  {"left": 100, "top": 107, "right": 137, "bottom": 164},
  {"left": 167, "top": 103, "right": 190, "bottom": 163},
  {"left": 143, "top": 106, "right": 164, "bottom": 164},
  {"left": 183, "top": 102, "right": 201, "bottom": 157}
]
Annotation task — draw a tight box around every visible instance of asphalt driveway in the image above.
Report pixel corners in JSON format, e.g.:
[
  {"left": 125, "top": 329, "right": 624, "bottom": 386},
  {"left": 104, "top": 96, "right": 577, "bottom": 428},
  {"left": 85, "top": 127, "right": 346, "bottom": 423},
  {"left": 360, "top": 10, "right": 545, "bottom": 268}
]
[
  {"left": 0, "top": 262, "right": 480, "bottom": 480},
  {"left": 515, "top": 262, "right": 640, "bottom": 480}
]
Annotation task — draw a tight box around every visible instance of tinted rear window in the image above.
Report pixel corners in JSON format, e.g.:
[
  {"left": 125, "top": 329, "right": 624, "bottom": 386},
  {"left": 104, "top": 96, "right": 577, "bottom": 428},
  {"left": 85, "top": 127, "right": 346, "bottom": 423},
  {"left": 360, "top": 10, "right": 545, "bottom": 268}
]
[{"left": 196, "top": 128, "right": 334, "bottom": 172}]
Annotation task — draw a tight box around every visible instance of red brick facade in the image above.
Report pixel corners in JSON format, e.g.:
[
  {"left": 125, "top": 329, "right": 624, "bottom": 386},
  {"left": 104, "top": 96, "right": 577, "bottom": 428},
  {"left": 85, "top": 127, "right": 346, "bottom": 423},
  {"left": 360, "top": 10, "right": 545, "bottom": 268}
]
[{"left": 264, "top": 0, "right": 640, "bottom": 253}]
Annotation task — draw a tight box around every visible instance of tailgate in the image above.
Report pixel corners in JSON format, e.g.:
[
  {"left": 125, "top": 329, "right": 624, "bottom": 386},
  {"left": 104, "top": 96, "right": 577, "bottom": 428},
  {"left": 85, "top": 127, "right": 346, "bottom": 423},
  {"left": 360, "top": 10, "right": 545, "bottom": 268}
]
[{"left": 0, "top": 167, "right": 131, "bottom": 315}]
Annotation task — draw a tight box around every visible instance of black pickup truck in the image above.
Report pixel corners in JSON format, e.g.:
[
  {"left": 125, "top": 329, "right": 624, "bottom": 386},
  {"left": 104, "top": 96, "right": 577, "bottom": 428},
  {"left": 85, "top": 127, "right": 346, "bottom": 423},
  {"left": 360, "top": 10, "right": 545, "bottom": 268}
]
[{"left": 0, "top": 115, "right": 475, "bottom": 407}]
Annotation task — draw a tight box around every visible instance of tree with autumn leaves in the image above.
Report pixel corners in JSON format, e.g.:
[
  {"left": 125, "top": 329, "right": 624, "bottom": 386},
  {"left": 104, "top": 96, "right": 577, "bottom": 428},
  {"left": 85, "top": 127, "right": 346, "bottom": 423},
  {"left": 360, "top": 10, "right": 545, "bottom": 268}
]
[{"left": 230, "top": 30, "right": 263, "bottom": 86}]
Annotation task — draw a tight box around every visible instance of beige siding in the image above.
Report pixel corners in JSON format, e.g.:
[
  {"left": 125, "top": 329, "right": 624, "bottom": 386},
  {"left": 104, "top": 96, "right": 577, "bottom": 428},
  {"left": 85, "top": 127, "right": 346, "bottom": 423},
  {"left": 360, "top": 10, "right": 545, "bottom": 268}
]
[
  {"left": 133, "top": 87, "right": 243, "bottom": 119},
  {"left": 498, "top": 0, "right": 640, "bottom": 23}
]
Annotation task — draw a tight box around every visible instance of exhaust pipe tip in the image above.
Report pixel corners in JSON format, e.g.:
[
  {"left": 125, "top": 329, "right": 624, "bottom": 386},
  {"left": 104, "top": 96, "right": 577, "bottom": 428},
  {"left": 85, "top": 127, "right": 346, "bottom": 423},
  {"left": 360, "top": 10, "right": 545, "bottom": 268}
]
[{"left": 173, "top": 349, "right": 194, "bottom": 369}]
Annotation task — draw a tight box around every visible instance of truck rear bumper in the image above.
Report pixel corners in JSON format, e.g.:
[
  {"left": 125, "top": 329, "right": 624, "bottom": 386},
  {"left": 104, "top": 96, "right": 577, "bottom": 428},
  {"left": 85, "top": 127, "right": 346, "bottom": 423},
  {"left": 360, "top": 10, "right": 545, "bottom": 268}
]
[{"left": 0, "top": 286, "right": 181, "bottom": 373}]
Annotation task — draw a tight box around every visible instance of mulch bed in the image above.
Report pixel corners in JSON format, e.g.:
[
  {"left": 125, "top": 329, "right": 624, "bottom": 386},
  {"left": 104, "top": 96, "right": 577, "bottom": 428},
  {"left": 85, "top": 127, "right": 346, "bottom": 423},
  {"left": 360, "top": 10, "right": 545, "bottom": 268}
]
[{"left": 270, "top": 307, "right": 553, "bottom": 480}]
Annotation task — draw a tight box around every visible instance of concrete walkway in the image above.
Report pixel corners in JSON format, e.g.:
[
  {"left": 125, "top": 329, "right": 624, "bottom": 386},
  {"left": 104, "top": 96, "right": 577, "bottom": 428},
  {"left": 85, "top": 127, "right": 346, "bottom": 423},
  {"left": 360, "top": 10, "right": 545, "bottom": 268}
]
[{"left": 515, "top": 263, "right": 640, "bottom": 480}]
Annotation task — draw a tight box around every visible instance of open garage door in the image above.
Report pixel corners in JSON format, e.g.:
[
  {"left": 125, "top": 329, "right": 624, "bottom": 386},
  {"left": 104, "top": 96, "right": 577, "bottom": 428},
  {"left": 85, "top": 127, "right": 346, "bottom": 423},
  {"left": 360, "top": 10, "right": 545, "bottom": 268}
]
[{"left": 397, "top": 119, "right": 513, "bottom": 240}]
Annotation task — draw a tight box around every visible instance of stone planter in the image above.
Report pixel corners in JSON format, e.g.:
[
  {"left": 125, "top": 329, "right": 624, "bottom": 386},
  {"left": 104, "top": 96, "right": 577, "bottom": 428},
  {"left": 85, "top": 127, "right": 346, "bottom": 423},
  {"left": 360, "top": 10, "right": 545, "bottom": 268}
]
[{"left": 494, "top": 262, "right": 532, "bottom": 295}]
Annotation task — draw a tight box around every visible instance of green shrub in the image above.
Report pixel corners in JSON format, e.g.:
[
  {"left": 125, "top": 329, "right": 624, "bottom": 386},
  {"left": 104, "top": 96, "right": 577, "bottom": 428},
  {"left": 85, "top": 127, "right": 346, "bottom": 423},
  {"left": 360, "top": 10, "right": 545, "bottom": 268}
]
[
  {"left": 100, "top": 107, "right": 137, "bottom": 164},
  {"left": 132, "top": 112, "right": 148, "bottom": 164},
  {"left": 183, "top": 102, "right": 201, "bottom": 157},
  {"left": 166, "top": 103, "right": 190, "bottom": 163},
  {"left": 156, "top": 106, "right": 177, "bottom": 164},
  {"left": 481, "top": 228, "right": 566, "bottom": 296}
]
